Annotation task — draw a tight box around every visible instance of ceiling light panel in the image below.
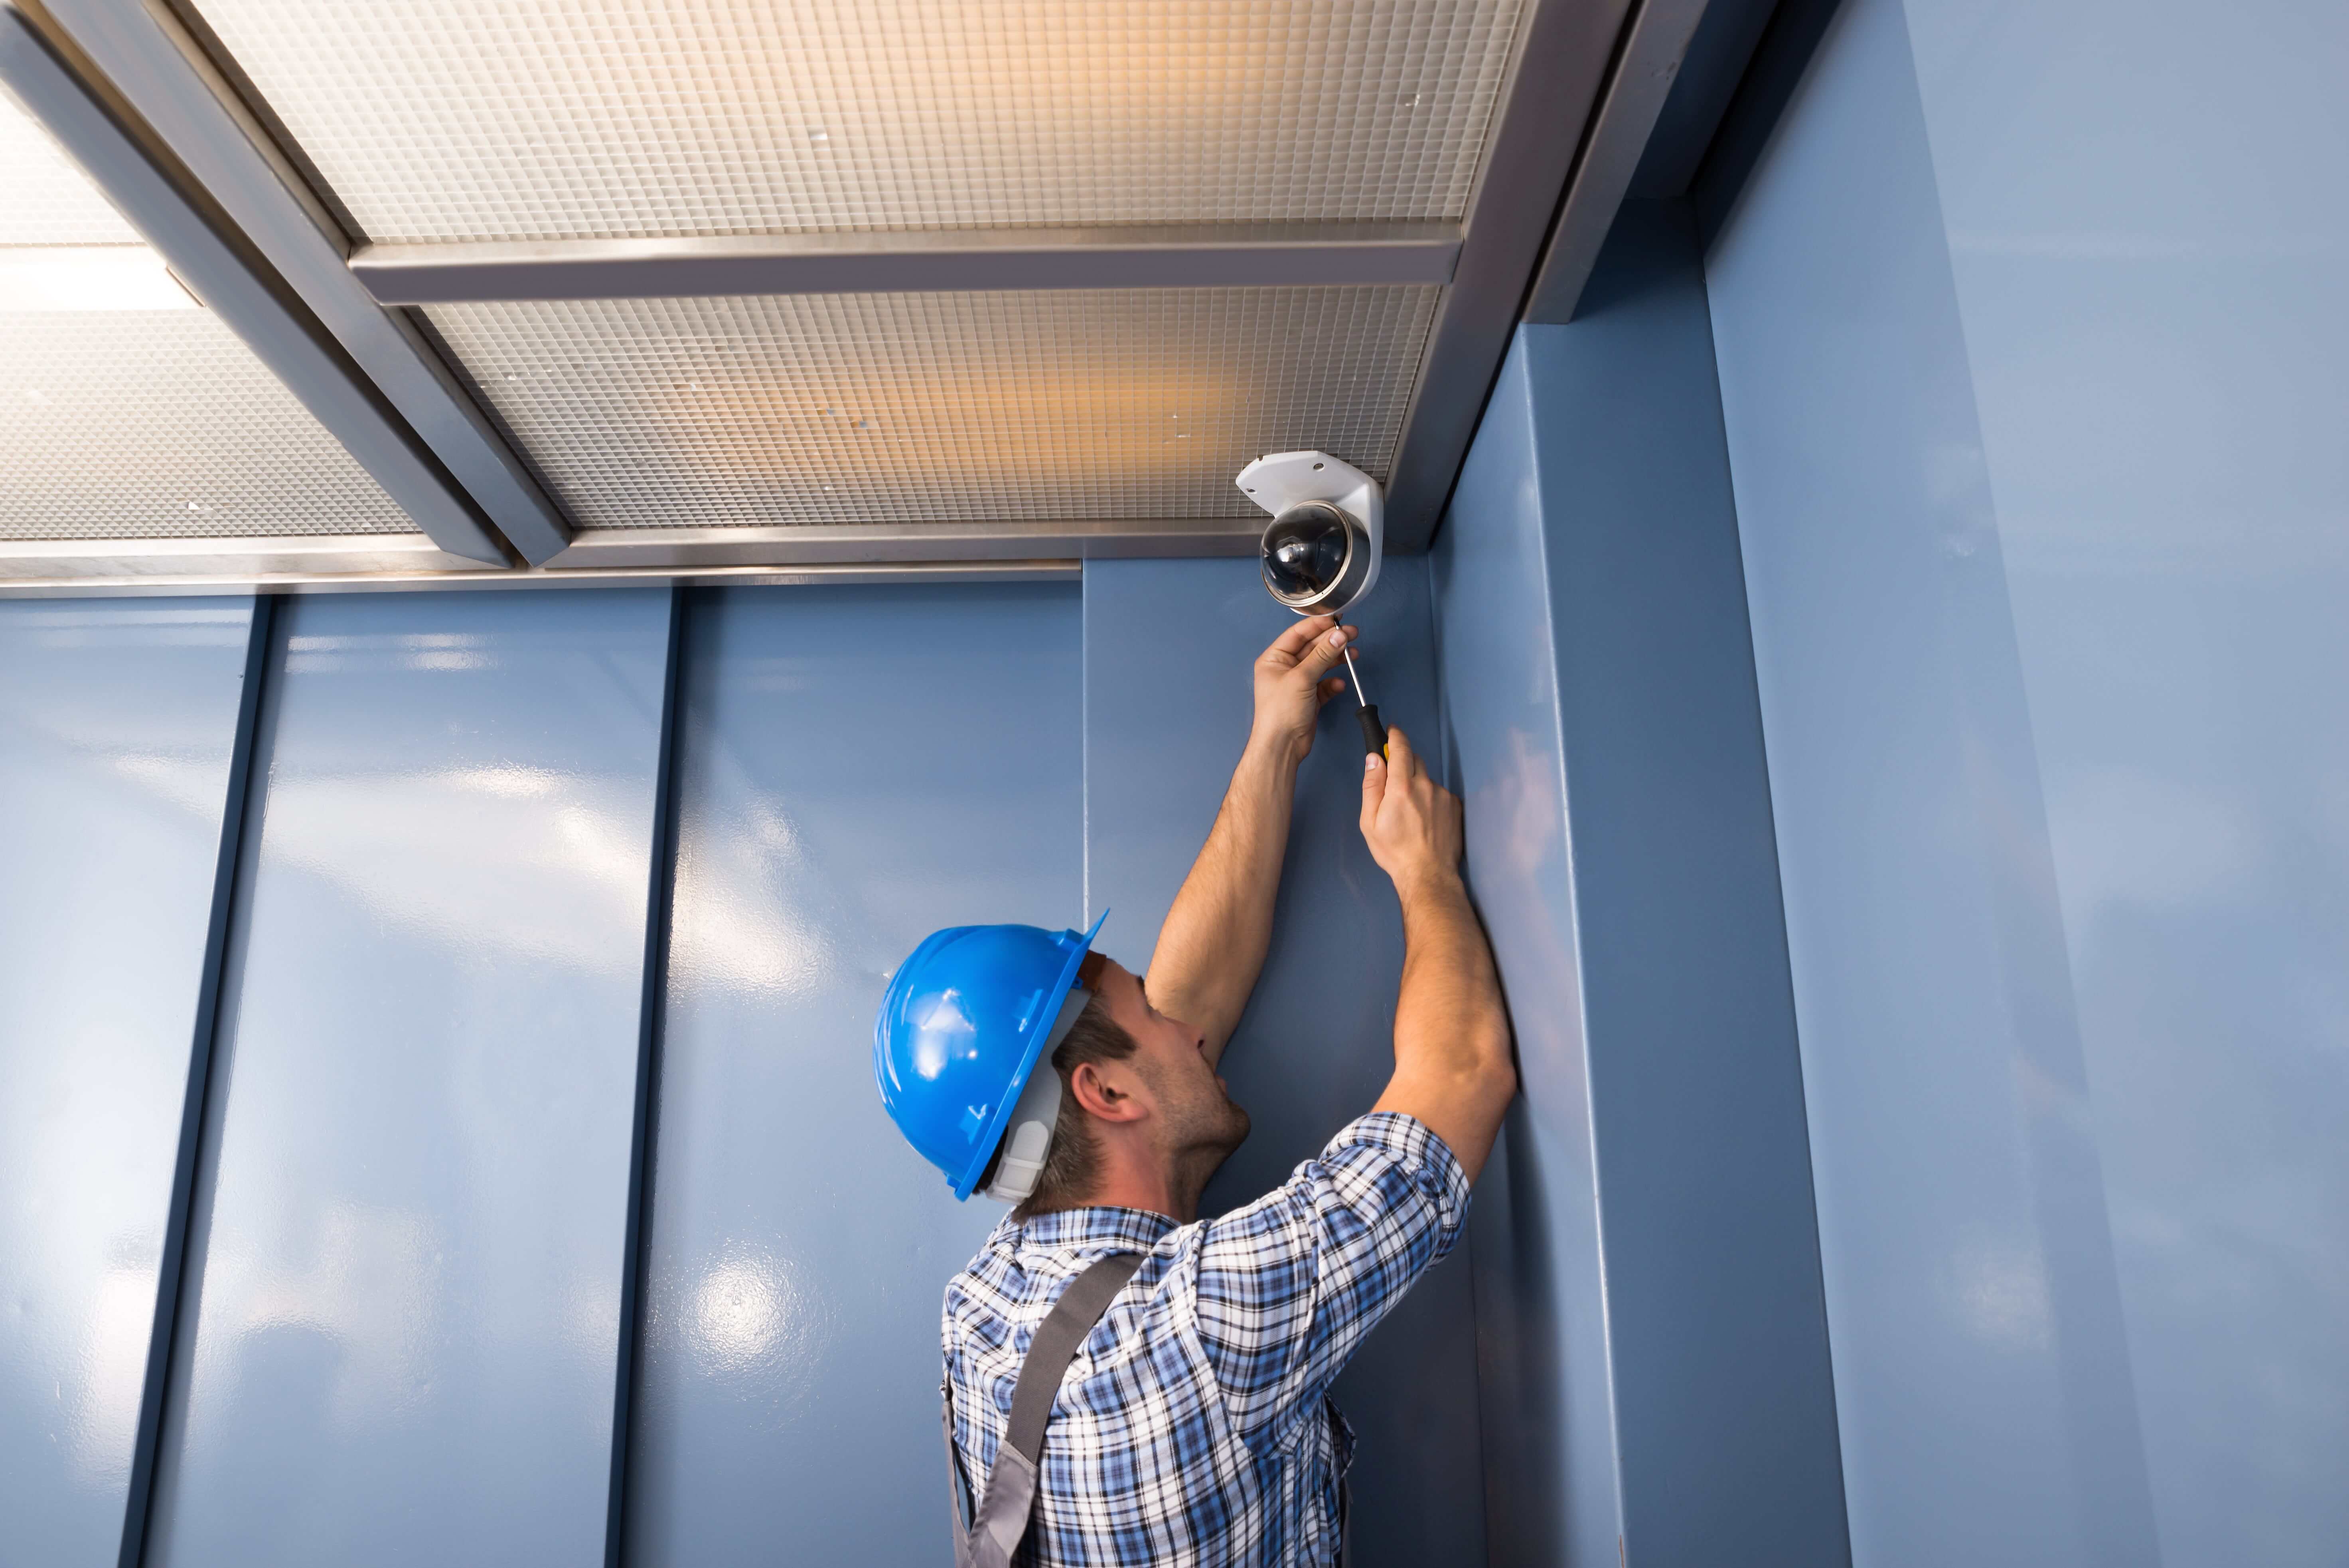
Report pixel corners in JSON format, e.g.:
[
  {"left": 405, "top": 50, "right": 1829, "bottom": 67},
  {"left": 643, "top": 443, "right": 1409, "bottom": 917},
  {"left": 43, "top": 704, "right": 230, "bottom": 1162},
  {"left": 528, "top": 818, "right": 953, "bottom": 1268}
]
[
  {"left": 424, "top": 286, "right": 1439, "bottom": 527},
  {"left": 0, "top": 93, "right": 415, "bottom": 541},
  {"left": 0, "top": 313, "right": 423, "bottom": 541},
  {"left": 0, "top": 85, "right": 139, "bottom": 244},
  {"left": 186, "top": 0, "right": 1524, "bottom": 242}
]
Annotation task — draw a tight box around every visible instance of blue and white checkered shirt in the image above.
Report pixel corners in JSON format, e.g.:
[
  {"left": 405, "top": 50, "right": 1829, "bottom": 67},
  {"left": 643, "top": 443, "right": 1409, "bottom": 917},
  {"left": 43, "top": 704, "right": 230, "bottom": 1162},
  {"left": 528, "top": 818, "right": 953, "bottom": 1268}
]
[{"left": 942, "top": 1112, "right": 1471, "bottom": 1566}]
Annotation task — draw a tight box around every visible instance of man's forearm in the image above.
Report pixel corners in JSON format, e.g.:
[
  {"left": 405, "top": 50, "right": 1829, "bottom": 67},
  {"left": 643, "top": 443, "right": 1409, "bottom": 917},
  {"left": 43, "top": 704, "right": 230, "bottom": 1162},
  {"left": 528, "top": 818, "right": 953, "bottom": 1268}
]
[
  {"left": 1144, "top": 737, "right": 1299, "bottom": 1064},
  {"left": 1374, "top": 869, "right": 1514, "bottom": 1179}
]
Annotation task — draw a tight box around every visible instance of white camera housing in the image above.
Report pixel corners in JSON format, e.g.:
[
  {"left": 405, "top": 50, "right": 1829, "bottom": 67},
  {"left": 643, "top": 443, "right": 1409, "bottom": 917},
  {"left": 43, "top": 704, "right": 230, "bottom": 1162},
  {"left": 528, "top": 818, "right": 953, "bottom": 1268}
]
[{"left": 1236, "top": 450, "right": 1384, "bottom": 617}]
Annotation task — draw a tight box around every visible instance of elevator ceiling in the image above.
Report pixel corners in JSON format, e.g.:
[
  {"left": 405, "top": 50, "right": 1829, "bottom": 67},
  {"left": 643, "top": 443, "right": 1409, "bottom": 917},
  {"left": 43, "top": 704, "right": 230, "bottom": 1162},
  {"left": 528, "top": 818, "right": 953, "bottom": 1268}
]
[{"left": 1, "top": 0, "right": 1652, "bottom": 592}]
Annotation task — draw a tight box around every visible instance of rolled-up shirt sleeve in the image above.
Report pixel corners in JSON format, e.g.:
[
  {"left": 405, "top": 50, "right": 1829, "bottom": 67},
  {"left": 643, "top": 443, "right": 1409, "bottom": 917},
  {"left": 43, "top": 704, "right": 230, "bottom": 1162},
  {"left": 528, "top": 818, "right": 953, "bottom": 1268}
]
[{"left": 1177, "top": 1111, "right": 1471, "bottom": 1442}]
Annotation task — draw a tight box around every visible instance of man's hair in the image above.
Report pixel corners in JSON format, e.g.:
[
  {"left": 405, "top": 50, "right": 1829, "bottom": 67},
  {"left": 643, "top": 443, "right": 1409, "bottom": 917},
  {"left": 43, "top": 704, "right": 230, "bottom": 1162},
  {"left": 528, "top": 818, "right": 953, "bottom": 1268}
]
[{"left": 1009, "top": 991, "right": 1137, "bottom": 1221}]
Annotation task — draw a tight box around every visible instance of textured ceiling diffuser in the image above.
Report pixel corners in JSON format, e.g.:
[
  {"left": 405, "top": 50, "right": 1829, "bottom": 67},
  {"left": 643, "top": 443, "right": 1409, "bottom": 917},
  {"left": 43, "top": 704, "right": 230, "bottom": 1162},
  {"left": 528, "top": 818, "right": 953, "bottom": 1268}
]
[
  {"left": 188, "top": 0, "right": 1524, "bottom": 242},
  {"left": 424, "top": 286, "right": 1439, "bottom": 528},
  {"left": 0, "top": 91, "right": 415, "bottom": 542}
]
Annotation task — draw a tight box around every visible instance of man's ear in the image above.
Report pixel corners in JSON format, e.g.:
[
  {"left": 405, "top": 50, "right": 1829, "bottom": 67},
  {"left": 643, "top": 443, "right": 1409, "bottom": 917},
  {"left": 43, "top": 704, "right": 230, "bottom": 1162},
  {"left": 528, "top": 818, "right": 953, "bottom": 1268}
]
[{"left": 1068, "top": 1060, "right": 1147, "bottom": 1124}]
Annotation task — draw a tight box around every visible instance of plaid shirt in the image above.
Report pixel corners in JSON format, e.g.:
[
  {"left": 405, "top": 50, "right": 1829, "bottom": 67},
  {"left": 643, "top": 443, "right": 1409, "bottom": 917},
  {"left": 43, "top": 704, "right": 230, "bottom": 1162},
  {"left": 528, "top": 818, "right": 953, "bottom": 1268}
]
[{"left": 942, "top": 1112, "right": 1471, "bottom": 1566}]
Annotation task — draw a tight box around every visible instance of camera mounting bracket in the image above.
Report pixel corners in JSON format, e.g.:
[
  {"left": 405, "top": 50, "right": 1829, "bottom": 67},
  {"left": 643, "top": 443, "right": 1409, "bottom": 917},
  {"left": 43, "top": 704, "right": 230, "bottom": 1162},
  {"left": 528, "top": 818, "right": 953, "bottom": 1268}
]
[{"left": 1235, "top": 450, "right": 1384, "bottom": 614}]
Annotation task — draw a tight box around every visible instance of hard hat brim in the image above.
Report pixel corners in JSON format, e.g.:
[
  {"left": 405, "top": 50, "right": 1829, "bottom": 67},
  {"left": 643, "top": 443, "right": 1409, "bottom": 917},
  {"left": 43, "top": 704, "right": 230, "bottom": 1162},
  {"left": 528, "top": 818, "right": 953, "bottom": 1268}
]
[{"left": 947, "top": 908, "right": 1110, "bottom": 1199}]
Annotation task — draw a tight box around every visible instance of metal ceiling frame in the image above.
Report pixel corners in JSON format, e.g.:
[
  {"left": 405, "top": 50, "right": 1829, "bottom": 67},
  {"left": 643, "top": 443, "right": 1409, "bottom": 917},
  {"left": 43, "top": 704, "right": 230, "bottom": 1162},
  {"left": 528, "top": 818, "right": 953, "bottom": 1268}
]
[
  {"left": 544, "top": 519, "right": 1261, "bottom": 572},
  {"left": 7, "top": 0, "right": 1676, "bottom": 587},
  {"left": 0, "top": 3, "right": 514, "bottom": 565},
  {"left": 1378, "top": 0, "right": 1641, "bottom": 551},
  {"left": 24, "top": 0, "right": 574, "bottom": 564},
  {"left": 1524, "top": 0, "right": 1719, "bottom": 324},
  {"left": 351, "top": 223, "right": 1462, "bottom": 304},
  {"left": 0, "top": 531, "right": 507, "bottom": 583},
  {"left": 0, "top": 556, "right": 1076, "bottom": 598}
]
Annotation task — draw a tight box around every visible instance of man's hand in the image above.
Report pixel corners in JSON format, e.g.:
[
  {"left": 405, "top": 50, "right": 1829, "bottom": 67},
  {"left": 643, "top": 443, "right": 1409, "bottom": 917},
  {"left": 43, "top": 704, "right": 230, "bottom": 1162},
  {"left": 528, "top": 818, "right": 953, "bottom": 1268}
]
[
  {"left": 1250, "top": 614, "right": 1354, "bottom": 766},
  {"left": 1364, "top": 725, "right": 1514, "bottom": 1184},
  {"left": 1359, "top": 725, "right": 1465, "bottom": 899}
]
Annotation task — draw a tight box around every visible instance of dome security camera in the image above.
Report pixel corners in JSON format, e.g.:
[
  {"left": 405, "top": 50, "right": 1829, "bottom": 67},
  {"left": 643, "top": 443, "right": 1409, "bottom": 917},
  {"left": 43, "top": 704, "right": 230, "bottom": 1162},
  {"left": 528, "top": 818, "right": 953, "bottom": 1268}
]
[
  {"left": 1236, "top": 451, "right": 1384, "bottom": 618},
  {"left": 1235, "top": 450, "right": 1390, "bottom": 756}
]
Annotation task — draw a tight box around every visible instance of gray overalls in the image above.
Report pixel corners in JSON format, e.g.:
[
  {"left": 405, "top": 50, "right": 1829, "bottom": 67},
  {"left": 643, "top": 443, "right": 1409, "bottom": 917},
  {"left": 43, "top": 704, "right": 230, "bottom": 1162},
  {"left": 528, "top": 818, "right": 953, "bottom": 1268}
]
[{"left": 942, "top": 1252, "right": 1351, "bottom": 1567}]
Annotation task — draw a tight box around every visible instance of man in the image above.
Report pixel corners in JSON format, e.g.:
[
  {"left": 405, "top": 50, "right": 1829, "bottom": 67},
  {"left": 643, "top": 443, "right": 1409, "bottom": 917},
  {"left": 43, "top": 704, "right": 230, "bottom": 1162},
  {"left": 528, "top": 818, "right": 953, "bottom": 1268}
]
[{"left": 873, "top": 615, "right": 1513, "bottom": 1566}]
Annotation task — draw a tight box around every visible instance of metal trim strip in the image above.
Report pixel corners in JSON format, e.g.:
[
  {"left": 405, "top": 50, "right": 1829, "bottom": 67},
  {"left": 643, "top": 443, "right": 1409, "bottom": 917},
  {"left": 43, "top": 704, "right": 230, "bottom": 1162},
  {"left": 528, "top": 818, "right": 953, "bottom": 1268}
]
[
  {"left": 547, "top": 520, "right": 1261, "bottom": 569},
  {"left": 0, "top": 559, "right": 1081, "bottom": 598},
  {"left": 0, "top": 531, "right": 503, "bottom": 579},
  {"left": 113, "top": 591, "right": 275, "bottom": 1568},
  {"left": 351, "top": 223, "right": 1464, "bottom": 303}
]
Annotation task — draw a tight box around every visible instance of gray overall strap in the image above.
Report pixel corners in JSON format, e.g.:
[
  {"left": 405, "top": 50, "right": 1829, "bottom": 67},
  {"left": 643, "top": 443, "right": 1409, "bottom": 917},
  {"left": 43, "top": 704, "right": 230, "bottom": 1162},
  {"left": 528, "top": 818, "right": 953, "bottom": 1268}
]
[{"left": 945, "top": 1250, "right": 1146, "bottom": 1568}]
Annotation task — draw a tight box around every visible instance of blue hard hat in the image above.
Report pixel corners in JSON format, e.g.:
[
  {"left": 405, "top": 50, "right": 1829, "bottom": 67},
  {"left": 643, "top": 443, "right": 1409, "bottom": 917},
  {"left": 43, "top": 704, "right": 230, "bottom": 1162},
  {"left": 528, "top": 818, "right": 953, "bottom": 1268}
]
[{"left": 873, "top": 910, "right": 1109, "bottom": 1199}]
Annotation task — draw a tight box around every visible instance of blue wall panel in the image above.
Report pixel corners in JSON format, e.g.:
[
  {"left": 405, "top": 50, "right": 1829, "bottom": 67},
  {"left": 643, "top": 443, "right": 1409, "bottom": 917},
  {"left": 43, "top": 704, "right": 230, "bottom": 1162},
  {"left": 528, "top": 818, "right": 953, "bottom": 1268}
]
[
  {"left": 1434, "top": 214, "right": 1848, "bottom": 1566},
  {"left": 1429, "top": 348, "right": 1621, "bottom": 1568},
  {"left": 623, "top": 584, "right": 1081, "bottom": 1567},
  {"left": 1705, "top": 5, "right": 2147, "bottom": 1559},
  {"left": 143, "top": 590, "right": 673, "bottom": 1568},
  {"left": 1702, "top": 0, "right": 2348, "bottom": 1559},
  {"left": 1082, "top": 557, "right": 1488, "bottom": 1568},
  {"left": 0, "top": 598, "right": 256, "bottom": 1568},
  {"left": 1900, "top": 2, "right": 2349, "bottom": 1562},
  {"left": 1527, "top": 208, "right": 1846, "bottom": 1568}
]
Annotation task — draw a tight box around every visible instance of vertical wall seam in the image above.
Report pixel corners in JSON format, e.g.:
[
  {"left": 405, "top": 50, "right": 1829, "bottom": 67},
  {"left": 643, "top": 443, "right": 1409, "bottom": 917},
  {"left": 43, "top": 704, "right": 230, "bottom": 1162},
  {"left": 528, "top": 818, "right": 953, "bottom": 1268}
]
[
  {"left": 1685, "top": 216, "right": 1857, "bottom": 1565},
  {"left": 118, "top": 591, "right": 277, "bottom": 1568},
  {"left": 604, "top": 584, "right": 692, "bottom": 1568},
  {"left": 1517, "top": 338, "right": 1630, "bottom": 1554},
  {"left": 1416, "top": 548, "right": 1498, "bottom": 1567}
]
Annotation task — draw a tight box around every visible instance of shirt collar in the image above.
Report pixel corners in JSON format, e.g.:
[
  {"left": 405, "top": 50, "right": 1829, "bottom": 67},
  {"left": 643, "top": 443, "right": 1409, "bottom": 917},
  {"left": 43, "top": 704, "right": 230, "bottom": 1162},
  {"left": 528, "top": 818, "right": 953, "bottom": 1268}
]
[{"left": 1004, "top": 1204, "right": 1178, "bottom": 1258}]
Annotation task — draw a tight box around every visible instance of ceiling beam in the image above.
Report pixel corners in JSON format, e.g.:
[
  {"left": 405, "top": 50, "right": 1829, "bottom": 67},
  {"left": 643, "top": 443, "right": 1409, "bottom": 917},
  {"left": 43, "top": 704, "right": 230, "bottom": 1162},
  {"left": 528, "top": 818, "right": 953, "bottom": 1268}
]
[
  {"left": 0, "top": 520, "right": 1251, "bottom": 593},
  {"left": 27, "top": 0, "right": 574, "bottom": 564},
  {"left": 0, "top": 556, "right": 1076, "bottom": 599},
  {"left": 1381, "top": 0, "right": 1641, "bottom": 552},
  {"left": 1524, "top": 0, "right": 1719, "bottom": 323},
  {"left": 0, "top": 531, "right": 503, "bottom": 583},
  {"left": 544, "top": 519, "right": 1262, "bottom": 571},
  {"left": 351, "top": 224, "right": 1464, "bottom": 305},
  {"left": 0, "top": 6, "right": 515, "bottom": 565}
]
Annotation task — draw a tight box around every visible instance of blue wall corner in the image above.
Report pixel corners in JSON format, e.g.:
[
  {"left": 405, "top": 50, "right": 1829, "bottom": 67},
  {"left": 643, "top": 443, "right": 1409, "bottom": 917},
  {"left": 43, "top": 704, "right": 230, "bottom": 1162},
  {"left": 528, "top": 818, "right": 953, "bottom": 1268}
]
[
  {"left": 1082, "top": 556, "right": 1489, "bottom": 1568},
  {"left": 1437, "top": 205, "right": 1850, "bottom": 1566},
  {"left": 1431, "top": 337, "right": 1621, "bottom": 1568}
]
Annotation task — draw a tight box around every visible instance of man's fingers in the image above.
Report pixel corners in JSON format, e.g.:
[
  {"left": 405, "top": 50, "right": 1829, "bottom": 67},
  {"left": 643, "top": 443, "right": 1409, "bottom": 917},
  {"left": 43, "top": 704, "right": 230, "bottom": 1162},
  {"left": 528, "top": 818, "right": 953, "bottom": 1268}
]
[
  {"left": 1360, "top": 742, "right": 1387, "bottom": 832},
  {"left": 1385, "top": 723, "right": 1420, "bottom": 780},
  {"left": 1291, "top": 622, "right": 1355, "bottom": 685},
  {"left": 1318, "top": 676, "right": 1346, "bottom": 705},
  {"left": 1263, "top": 614, "right": 1336, "bottom": 665}
]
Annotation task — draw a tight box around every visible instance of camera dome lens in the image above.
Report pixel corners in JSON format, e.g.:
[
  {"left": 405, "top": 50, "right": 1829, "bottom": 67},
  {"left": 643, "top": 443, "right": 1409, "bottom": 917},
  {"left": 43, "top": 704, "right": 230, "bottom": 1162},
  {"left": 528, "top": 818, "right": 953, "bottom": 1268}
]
[{"left": 1260, "top": 502, "right": 1353, "bottom": 603}]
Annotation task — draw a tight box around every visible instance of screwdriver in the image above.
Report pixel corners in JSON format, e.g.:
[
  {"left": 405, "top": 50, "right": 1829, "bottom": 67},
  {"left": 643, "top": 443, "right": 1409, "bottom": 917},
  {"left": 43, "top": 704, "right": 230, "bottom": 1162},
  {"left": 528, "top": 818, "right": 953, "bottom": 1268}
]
[{"left": 1342, "top": 640, "right": 1388, "bottom": 758}]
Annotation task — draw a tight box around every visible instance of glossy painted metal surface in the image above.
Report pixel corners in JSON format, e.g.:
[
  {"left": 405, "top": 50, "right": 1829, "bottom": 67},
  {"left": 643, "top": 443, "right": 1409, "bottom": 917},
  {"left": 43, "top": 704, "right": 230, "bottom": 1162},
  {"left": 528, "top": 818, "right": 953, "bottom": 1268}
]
[
  {"left": 1429, "top": 344, "right": 1619, "bottom": 1568},
  {"left": 1526, "top": 206, "right": 1846, "bottom": 1565},
  {"left": 1082, "top": 557, "right": 1488, "bottom": 1567},
  {"left": 1435, "top": 228, "right": 1850, "bottom": 1562},
  {"left": 1705, "top": 0, "right": 2163, "bottom": 1560},
  {"left": 0, "top": 597, "right": 255, "bottom": 1568},
  {"left": 622, "top": 584, "right": 1080, "bottom": 1566},
  {"left": 1901, "top": 2, "right": 2349, "bottom": 1560},
  {"left": 141, "top": 590, "right": 673, "bottom": 1568}
]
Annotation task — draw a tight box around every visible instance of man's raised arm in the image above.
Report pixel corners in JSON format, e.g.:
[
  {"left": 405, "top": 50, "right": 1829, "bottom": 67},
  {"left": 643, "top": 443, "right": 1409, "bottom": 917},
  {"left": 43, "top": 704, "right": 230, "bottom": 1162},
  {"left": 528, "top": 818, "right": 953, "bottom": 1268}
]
[
  {"left": 1145, "top": 615, "right": 1356, "bottom": 1066},
  {"left": 1362, "top": 726, "right": 1514, "bottom": 1182}
]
